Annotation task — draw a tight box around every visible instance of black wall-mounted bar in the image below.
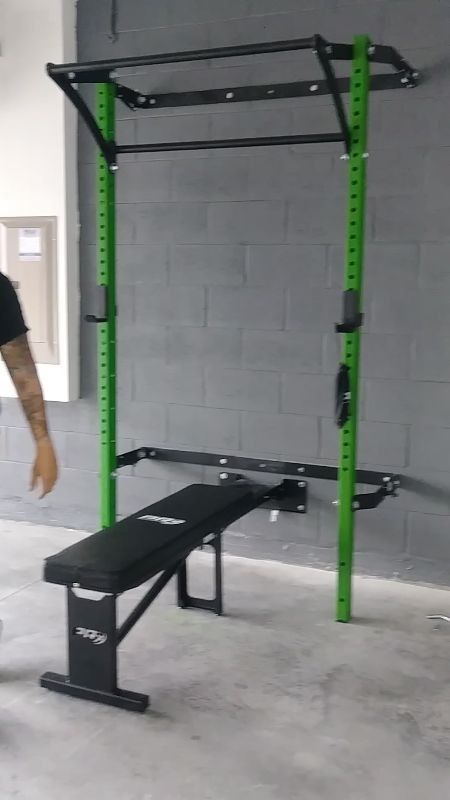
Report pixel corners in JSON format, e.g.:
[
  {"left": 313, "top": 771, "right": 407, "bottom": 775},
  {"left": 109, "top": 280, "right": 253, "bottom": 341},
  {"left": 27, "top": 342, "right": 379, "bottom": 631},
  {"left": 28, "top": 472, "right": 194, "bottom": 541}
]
[
  {"left": 116, "top": 73, "right": 414, "bottom": 114},
  {"left": 116, "top": 132, "right": 344, "bottom": 155},
  {"left": 116, "top": 446, "right": 397, "bottom": 488},
  {"left": 47, "top": 36, "right": 316, "bottom": 78}
]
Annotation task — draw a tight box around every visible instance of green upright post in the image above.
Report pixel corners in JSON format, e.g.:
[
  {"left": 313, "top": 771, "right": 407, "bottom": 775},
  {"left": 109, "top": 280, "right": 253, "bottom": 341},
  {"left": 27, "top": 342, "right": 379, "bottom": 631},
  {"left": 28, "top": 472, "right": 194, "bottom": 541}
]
[
  {"left": 96, "top": 83, "right": 117, "bottom": 528},
  {"left": 336, "top": 36, "right": 370, "bottom": 622}
]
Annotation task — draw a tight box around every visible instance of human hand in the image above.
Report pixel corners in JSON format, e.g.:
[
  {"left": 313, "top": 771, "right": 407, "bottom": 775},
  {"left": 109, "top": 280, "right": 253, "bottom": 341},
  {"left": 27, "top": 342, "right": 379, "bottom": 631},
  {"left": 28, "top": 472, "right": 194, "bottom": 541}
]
[{"left": 31, "top": 437, "right": 58, "bottom": 498}]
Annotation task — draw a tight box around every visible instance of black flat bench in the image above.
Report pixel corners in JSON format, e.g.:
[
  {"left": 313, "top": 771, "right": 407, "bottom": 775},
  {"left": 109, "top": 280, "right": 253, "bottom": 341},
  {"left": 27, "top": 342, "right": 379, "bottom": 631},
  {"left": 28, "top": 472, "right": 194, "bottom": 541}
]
[{"left": 41, "top": 483, "right": 268, "bottom": 712}]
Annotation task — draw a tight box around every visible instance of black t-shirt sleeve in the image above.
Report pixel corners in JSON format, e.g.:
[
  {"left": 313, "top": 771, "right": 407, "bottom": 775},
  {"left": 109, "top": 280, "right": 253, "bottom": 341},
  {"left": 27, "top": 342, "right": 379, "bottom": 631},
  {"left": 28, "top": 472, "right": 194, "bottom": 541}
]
[{"left": 0, "top": 272, "right": 29, "bottom": 346}]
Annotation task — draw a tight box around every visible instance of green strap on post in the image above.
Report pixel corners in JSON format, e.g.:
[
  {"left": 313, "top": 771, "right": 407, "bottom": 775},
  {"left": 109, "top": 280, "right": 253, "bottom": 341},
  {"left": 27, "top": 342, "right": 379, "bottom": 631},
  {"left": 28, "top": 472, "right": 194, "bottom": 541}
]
[
  {"left": 96, "top": 83, "right": 117, "bottom": 528},
  {"left": 336, "top": 35, "right": 370, "bottom": 622}
]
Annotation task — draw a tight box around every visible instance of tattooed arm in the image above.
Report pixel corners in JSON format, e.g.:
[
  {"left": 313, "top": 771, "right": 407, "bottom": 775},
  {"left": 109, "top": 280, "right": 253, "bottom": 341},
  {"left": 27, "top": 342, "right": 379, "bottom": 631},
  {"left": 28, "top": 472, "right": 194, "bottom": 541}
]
[
  {"left": 1, "top": 334, "right": 58, "bottom": 497},
  {"left": 1, "top": 334, "right": 49, "bottom": 442},
  {"left": 0, "top": 273, "right": 58, "bottom": 496}
]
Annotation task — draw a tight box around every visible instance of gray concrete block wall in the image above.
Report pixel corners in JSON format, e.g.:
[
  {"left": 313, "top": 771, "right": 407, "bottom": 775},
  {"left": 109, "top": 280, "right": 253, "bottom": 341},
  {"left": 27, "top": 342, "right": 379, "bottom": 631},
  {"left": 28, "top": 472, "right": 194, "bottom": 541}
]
[{"left": 1, "top": 0, "right": 449, "bottom": 584}]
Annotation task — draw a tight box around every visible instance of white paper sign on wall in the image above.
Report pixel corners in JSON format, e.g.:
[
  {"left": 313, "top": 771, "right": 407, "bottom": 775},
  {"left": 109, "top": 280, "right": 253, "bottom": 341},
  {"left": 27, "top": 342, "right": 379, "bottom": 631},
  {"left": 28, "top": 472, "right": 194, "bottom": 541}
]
[{"left": 19, "top": 227, "right": 42, "bottom": 261}]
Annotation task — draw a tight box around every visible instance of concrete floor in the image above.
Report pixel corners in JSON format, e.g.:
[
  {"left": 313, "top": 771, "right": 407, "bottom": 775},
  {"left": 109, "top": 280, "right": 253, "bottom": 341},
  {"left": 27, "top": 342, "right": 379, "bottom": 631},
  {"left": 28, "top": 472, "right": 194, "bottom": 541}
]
[{"left": 1, "top": 521, "right": 450, "bottom": 799}]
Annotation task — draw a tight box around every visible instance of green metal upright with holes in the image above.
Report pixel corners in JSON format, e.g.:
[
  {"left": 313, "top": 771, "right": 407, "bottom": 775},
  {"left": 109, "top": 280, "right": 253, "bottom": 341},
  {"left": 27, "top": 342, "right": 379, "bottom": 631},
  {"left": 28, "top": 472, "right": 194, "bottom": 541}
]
[
  {"left": 336, "top": 36, "right": 370, "bottom": 622},
  {"left": 96, "top": 83, "right": 117, "bottom": 528}
]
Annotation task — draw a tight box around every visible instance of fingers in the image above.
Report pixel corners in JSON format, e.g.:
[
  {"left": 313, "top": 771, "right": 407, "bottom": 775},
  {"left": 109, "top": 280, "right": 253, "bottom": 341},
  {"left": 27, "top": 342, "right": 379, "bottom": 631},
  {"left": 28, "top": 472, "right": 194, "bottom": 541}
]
[
  {"left": 30, "top": 442, "right": 59, "bottom": 498},
  {"left": 30, "top": 463, "right": 50, "bottom": 499},
  {"left": 40, "top": 473, "right": 52, "bottom": 499},
  {"left": 30, "top": 462, "right": 39, "bottom": 493},
  {"left": 40, "top": 467, "right": 58, "bottom": 499}
]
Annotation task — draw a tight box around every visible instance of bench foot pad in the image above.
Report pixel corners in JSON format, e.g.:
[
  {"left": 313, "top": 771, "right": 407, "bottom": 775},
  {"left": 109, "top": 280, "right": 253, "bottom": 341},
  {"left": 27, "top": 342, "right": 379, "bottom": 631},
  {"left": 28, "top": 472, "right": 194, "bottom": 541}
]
[{"left": 40, "top": 672, "right": 149, "bottom": 713}]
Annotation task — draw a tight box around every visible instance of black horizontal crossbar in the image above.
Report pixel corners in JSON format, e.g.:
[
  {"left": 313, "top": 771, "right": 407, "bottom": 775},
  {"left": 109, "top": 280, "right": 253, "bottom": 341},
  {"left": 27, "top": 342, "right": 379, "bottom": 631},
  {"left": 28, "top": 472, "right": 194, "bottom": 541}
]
[
  {"left": 47, "top": 36, "right": 316, "bottom": 79},
  {"left": 117, "top": 446, "right": 397, "bottom": 488},
  {"left": 116, "top": 132, "right": 343, "bottom": 155},
  {"left": 116, "top": 72, "right": 414, "bottom": 114}
]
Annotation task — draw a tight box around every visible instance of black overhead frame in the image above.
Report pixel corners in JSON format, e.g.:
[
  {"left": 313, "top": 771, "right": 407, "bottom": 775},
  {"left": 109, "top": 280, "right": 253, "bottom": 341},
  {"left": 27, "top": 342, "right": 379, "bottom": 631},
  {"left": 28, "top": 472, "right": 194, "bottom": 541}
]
[{"left": 47, "top": 33, "right": 417, "bottom": 169}]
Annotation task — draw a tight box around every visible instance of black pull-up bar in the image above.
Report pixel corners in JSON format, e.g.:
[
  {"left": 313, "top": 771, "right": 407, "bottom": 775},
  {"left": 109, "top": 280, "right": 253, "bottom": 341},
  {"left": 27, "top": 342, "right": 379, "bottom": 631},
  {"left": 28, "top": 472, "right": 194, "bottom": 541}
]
[
  {"left": 116, "top": 132, "right": 344, "bottom": 156},
  {"left": 47, "top": 36, "right": 316, "bottom": 78}
]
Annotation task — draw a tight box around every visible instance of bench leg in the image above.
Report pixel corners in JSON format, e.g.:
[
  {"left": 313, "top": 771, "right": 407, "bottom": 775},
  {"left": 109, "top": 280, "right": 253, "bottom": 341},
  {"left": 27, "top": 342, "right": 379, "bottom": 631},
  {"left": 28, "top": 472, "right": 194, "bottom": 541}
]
[
  {"left": 177, "top": 532, "right": 223, "bottom": 615},
  {"left": 40, "top": 587, "right": 149, "bottom": 713}
]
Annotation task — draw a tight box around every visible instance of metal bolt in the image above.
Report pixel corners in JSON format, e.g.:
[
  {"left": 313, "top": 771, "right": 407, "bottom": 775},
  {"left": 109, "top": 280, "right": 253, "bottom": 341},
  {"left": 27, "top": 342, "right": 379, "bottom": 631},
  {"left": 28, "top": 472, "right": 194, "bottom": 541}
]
[
  {"left": 352, "top": 501, "right": 360, "bottom": 511},
  {"left": 73, "top": 582, "right": 80, "bottom": 588},
  {"left": 400, "top": 76, "right": 409, "bottom": 84},
  {"left": 309, "top": 84, "right": 319, "bottom": 92},
  {"left": 297, "top": 505, "right": 305, "bottom": 512},
  {"left": 110, "top": 70, "right": 118, "bottom": 78},
  {"left": 68, "top": 71, "right": 76, "bottom": 80},
  {"left": 332, "top": 500, "right": 339, "bottom": 506},
  {"left": 267, "top": 89, "right": 275, "bottom": 95},
  {"left": 259, "top": 463, "right": 267, "bottom": 468},
  {"left": 219, "top": 458, "right": 228, "bottom": 465},
  {"left": 383, "top": 476, "right": 390, "bottom": 483},
  {"left": 111, "top": 471, "right": 118, "bottom": 478},
  {"left": 138, "top": 449, "right": 147, "bottom": 459},
  {"left": 225, "top": 91, "right": 234, "bottom": 99},
  {"left": 297, "top": 467, "right": 305, "bottom": 473},
  {"left": 149, "top": 450, "right": 157, "bottom": 457},
  {"left": 270, "top": 510, "right": 279, "bottom": 523},
  {"left": 298, "top": 482, "right": 306, "bottom": 488},
  {"left": 367, "top": 45, "right": 376, "bottom": 55},
  {"left": 149, "top": 98, "right": 157, "bottom": 105},
  {"left": 326, "top": 45, "right": 333, "bottom": 55},
  {"left": 340, "top": 153, "right": 350, "bottom": 161},
  {"left": 110, "top": 164, "right": 119, "bottom": 172},
  {"left": 362, "top": 152, "right": 369, "bottom": 159},
  {"left": 219, "top": 472, "right": 229, "bottom": 480},
  {"left": 137, "top": 95, "right": 146, "bottom": 104},
  {"left": 412, "top": 71, "right": 419, "bottom": 78},
  {"left": 312, "top": 48, "right": 318, "bottom": 55}
]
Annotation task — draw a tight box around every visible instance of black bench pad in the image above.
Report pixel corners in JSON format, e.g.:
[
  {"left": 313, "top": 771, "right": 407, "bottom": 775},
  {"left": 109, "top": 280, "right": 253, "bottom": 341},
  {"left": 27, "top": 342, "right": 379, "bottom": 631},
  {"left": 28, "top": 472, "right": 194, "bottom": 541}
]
[{"left": 44, "top": 484, "right": 264, "bottom": 594}]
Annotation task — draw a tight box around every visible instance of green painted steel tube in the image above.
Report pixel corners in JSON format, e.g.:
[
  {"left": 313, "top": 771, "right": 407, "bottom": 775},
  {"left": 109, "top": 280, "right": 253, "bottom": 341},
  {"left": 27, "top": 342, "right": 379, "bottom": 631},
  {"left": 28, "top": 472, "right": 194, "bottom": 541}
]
[
  {"left": 336, "top": 36, "right": 370, "bottom": 622},
  {"left": 96, "top": 83, "right": 117, "bottom": 528}
]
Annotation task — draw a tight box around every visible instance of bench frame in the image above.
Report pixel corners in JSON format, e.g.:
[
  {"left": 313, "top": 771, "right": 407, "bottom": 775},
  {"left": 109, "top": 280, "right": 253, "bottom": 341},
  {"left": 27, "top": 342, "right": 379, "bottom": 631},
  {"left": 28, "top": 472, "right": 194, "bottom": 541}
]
[{"left": 41, "top": 532, "right": 223, "bottom": 712}]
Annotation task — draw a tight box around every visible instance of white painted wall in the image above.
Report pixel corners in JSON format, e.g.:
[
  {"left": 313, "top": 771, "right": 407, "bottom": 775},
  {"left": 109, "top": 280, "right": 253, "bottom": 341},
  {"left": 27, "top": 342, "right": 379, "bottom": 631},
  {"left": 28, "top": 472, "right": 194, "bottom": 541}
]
[{"left": 0, "top": 0, "right": 78, "bottom": 401}]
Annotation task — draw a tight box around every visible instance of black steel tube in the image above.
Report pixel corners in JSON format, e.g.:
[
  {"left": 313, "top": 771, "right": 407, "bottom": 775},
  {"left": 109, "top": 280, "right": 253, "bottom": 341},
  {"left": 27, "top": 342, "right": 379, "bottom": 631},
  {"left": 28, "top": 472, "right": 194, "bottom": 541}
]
[
  {"left": 47, "top": 36, "right": 316, "bottom": 77},
  {"left": 117, "top": 562, "right": 180, "bottom": 644},
  {"left": 330, "top": 41, "right": 415, "bottom": 76},
  {"left": 53, "top": 75, "right": 116, "bottom": 166},
  {"left": 314, "top": 37, "right": 350, "bottom": 152},
  {"left": 368, "top": 44, "right": 413, "bottom": 72},
  {"left": 117, "top": 132, "right": 343, "bottom": 155}
]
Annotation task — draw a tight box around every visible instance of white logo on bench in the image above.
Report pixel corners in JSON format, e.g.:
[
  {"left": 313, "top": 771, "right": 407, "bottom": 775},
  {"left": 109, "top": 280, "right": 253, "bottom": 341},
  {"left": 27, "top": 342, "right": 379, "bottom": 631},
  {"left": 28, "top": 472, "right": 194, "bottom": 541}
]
[
  {"left": 74, "top": 627, "right": 107, "bottom": 645},
  {"left": 139, "top": 514, "right": 186, "bottom": 525}
]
